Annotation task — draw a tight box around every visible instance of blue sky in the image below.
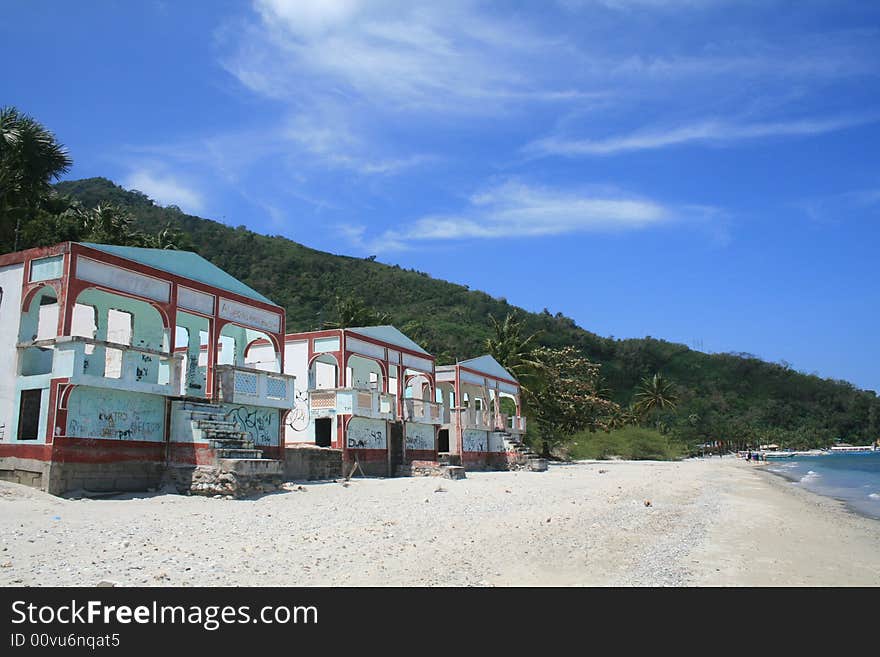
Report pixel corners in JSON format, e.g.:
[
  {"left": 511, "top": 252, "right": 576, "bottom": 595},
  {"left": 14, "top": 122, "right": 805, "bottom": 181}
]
[{"left": 3, "top": 0, "right": 879, "bottom": 391}]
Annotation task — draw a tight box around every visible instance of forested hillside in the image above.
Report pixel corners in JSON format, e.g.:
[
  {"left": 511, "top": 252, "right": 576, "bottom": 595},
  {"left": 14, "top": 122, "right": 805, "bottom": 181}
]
[{"left": 46, "top": 177, "right": 879, "bottom": 450}]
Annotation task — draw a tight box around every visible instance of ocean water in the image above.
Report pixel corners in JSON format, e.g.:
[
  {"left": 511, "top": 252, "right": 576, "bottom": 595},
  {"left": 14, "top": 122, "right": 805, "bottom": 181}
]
[{"left": 766, "top": 451, "right": 880, "bottom": 519}]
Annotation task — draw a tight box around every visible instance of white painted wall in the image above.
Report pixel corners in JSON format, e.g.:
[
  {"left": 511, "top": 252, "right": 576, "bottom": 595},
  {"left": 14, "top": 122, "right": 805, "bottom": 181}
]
[
  {"left": 0, "top": 264, "right": 24, "bottom": 440},
  {"left": 463, "top": 429, "right": 489, "bottom": 452},
  {"left": 281, "top": 340, "right": 312, "bottom": 443},
  {"left": 405, "top": 422, "right": 435, "bottom": 451},
  {"left": 346, "top": 417, "right": 386, "bottom": 449}
]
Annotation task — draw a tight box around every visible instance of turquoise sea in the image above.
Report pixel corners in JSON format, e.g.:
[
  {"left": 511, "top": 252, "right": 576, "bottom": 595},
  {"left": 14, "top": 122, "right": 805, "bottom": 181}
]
[{"left": 766, "top": 451, "right": 880, "bottom": 519}]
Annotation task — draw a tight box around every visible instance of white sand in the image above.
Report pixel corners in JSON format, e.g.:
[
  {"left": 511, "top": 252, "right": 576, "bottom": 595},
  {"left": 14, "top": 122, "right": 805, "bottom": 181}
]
[{"left": 1, "top": 458, "right": 878, "bottom": 586}]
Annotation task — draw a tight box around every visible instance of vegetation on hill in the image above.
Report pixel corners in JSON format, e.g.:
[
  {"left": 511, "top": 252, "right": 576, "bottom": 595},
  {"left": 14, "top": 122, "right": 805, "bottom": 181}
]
[{"left": 3, "top": 107, "right": 878, "bottom": 457}]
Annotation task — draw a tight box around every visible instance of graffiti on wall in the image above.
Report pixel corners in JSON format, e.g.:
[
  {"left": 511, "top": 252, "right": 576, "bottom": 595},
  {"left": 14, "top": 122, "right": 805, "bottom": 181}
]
[
  {"left": 185, "top": 356, "right": 203, "bottom": 391},
  {"left": 405, "top": 423, "right": 435, "bottom": 451},
  {"left": 463, "top": 429, "right": 488, "bottom": 453},
  {"left": 66, "top": 389, "right": 165, "bottom": 441},
  {"left": 285, "top": 389, "right": 310, "bottom": 432},
  {"left": 346, "top": 418, "right": 386, "bottom": 449},
  {"left": 487, "top": 432, "right": 505, "bottom": 453},
  {"left": 223, "top": 405, "right": 279, "bottom": 446}
]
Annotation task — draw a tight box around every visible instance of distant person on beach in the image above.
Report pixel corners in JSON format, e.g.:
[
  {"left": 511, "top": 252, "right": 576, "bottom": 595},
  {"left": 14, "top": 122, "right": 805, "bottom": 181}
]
[{"left": 747, "top": 450, "right": 752, "bottom": 462}]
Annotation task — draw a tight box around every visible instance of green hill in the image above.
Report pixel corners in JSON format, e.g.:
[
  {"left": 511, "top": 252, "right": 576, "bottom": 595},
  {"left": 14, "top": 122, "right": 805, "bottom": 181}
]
[{"left": 52, "top": 177, "right": 880, "bottom": 450}]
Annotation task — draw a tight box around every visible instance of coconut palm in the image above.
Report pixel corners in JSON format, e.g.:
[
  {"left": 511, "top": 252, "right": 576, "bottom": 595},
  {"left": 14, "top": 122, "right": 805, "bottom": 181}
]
[
  {"left": 633, "top": 372, "right": 678, "bottom": 419},
  {"left": 0, "top": 107, "right": 72, "bottom": 250},
  {"left": 322, "top": 296, "right": 391, "bottom": 329},
  {"left": 485, "top": 312, "right": 543, "bottom": 396}
]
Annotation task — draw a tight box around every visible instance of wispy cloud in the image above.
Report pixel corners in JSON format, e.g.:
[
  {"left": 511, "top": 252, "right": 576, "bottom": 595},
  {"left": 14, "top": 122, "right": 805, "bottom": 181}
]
[
  {"left": 526, "top": 114, "right": 878, "bottom": 157},
  {"left": 220, "top": 0, "right": 583, "bottom": 113},
  {"left": 342, "top": 179, "right": 716, "bottom": 252},
  {"left": 797, "top": 186, "right": 880, "bottom": 225},
  {"left": 123, "top": 169, "right": 205, "bottom": 214}
]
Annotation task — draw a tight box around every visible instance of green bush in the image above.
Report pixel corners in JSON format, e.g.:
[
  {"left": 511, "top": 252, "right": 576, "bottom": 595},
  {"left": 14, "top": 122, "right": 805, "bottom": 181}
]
[{"left": 566, "top": 426, "right": 686, "bottom": 461}]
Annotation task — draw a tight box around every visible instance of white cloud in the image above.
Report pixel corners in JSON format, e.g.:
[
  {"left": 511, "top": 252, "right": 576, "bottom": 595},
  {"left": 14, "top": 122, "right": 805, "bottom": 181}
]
[
  {"left": 526, "top": 115, "right": 878, "bottom": 156},
  {"left": 342, "top": 179, "right": 707, "bottom": 252},
  {"left": 123, "top": 169, "right": 205, "bottom": 214},
  {"left": 222, "top": 0, "right": 579, "bottom": 113}
]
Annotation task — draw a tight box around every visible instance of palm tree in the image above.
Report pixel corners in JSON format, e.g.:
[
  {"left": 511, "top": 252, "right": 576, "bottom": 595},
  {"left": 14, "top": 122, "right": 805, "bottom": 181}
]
[
  {"left": 322, "top": 296, "right": 391, "bottom": 329},
  {"left": 485, "top": 312, "right": 543, "bottom": 396},
  {"left": 0, "top": 107, "right": 73, "bottom": 250},
  {"left": 633, "top": 373, "right": 678, "bottom": 420}
]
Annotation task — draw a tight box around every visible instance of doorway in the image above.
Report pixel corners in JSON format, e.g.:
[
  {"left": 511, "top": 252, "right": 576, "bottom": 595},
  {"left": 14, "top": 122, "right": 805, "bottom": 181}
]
[
  {"left": 390, "top": 422, "right": 403, "bottom": 470},
  {"left": 314, "top": 418, "right": 332, "bottom": 447},
  {"left": 438, "top": 428, "right": 450, "bottom": 453},
  {"left": 17, "top": 390, "right": 42, "bottom": 441}
]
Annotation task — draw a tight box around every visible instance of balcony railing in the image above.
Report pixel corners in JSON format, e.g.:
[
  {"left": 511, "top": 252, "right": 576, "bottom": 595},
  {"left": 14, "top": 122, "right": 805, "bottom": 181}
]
[
  {"left": 308, "top": 388, "right": 396, "bottom": 420},
  {"left": 17, "top": 336, "right": 181, "bottom": 397},
  {"left": 456, "top": 407, "right": 494, "bottom": 431},
  {"left": 502, "top": 413, "right": 527, "bottom": 433},
  {"left": 215, "top": 365, "right": 296, "bottom": 409},
  {"left": 402, "top": 398, "right": 446, "bottom": 425}
]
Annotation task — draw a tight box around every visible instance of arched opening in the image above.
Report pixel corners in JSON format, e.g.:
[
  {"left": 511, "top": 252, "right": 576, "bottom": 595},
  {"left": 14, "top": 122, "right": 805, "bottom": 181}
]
[
  {"left": 345, "top": 354, "right": 384, "bottom": 391},
  {"left": 308, "top": 353, "right": 340, "bottom": 389},
  {"left": 73, "top": 288, "right": 168, "bottom": 383},
  {"left": 220, "top": 323, "right": 280, "bottom": 372}
]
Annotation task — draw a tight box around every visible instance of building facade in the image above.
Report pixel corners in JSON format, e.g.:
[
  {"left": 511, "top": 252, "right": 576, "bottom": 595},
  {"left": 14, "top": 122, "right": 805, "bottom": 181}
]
[
  {"left": 249, "top": 326, "right": 445, "bottom": 476},
  {"left": 436, "top": 355, "right": 527, "bottom": 470},
  {"left": 0, "top": 242, "right": 295, "bottom": 494}
]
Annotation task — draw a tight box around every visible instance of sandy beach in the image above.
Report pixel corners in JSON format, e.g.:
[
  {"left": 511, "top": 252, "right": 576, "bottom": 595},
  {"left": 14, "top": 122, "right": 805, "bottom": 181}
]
[{"left": 1, "top": 458, "right": 878, "bottom": 587}]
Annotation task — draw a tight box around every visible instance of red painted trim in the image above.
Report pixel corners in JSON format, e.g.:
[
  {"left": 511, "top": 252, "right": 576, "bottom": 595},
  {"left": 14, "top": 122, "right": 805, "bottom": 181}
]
[
  {"left": 285, "top": 329, "right": 434, "bottom": 362},
  {"left": 0, "top": 443, "right": 53, "bottom": 460},
  {"left": 0, "top": 243, "right": 68, "bottom": 268},
  {"left": 50, "top": 437, "right": 165, "bottom": 463},
  {"left": 457, "top": 363, "right": 520, "bottom": 388},
  {"left": 341, "top": 448, "right": 387, "bottom": 462},
  {"left": 404, "top": 449, "right": 437, "bottom": 463},
  {"left": 345, "top": 328, "right": 434, "bottom": 362},
  {"left": 167, "top": 442, "right": 216, "bottom": 466},
  {"left": 71, "top": 243, "right": 283, "bottom": 314}
]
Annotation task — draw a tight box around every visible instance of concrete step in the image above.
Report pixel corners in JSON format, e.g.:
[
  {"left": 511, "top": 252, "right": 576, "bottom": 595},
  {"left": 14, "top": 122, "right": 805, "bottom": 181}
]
[
  {"left": 196, "top": 419, "right": 240, "bottom": 430},
  {"left": 218, "top": 458, "right": 284, "bottom": 476},
  {"left": 189, "top": 411, "right": 225, "bottom": 421},
  {"left": 201, "top": 429, "right": 246, "bottom": 439},
  {"left": 208, "top": 438, "right": 254, "bottom": 450},
  {"left": 215, "top": 448, "right": 263, "bottom": 459},
  {"left": 181, "top": 403, "right": 226, "bottom": 412}
]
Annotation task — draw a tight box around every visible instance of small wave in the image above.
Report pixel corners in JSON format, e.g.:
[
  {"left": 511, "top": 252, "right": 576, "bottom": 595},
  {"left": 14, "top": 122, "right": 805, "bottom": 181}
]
[
  {"left": 869, "top": 492, "right": 880, "bottom": 500},
  {"left": 800, "top": 471, "right": 821, "bottom": 483}
]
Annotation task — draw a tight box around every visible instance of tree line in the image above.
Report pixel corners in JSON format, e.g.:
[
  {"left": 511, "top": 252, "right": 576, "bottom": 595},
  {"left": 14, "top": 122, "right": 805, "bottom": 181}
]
[{"left": 4, "top": 106, "right": 879, "bottom": 458}]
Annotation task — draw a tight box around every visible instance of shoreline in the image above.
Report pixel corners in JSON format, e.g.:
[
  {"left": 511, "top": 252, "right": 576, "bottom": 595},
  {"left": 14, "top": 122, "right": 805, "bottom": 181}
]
[
  {"left": 757, "top": 454, "right": 880, "bottom": 522},
  {"left": 1, "top": 458, "right": 878, "bottom": 587}
]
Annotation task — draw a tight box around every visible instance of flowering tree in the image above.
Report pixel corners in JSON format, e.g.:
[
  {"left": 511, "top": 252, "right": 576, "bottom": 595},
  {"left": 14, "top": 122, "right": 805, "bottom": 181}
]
[{"left": 528, "top": 346, "right": 620, "bottom": 457}]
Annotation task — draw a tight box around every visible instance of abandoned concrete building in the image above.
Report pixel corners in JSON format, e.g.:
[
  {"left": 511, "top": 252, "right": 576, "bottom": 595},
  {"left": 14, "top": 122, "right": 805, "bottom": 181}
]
[
  {"left": 248, "top": 326, "right": 445, "bottom": 477},
  {"left": 0, "top": 241, "right": 539, "bottom": 497},
  {"left": 436, "top": 355, "right": 537, "bottom": 470},
  {"left": 0, "top": 242, "right": 295, "bottom": 495}
]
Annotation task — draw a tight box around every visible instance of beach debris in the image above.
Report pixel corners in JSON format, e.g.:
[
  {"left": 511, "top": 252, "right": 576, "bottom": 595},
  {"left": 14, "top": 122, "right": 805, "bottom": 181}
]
[
  {"left": 504, "top": 489, "right": 512, "bottom": 493},
  {"left": 434, "top": 485, "right": 447, "bottom": 493},
  {"left": 644, "top": 500, "right": 652, "bottom": 507},
  {"left": 546, "top": 517, "right": 552, "bottom": 523},
  {"left": 0, "top": 561, "right": 12, "bottom": 568},
  {"left": 598, "top": 469, "right": 608, "bottom": 474},
  {"left": 96, "top": 580, "right": 119, "bottom": 587}
]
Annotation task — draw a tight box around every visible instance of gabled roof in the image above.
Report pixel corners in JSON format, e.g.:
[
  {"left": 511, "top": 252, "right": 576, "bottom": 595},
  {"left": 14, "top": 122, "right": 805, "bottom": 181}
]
[
  {"left": 459, "top": 354, "right": 517, "bottom": 382},
  {"left": 347, "top": 325, "right": 430, "bottom": 356},
  {"left": 79, "top": 243, "right": 275, "bottom": 305}
]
